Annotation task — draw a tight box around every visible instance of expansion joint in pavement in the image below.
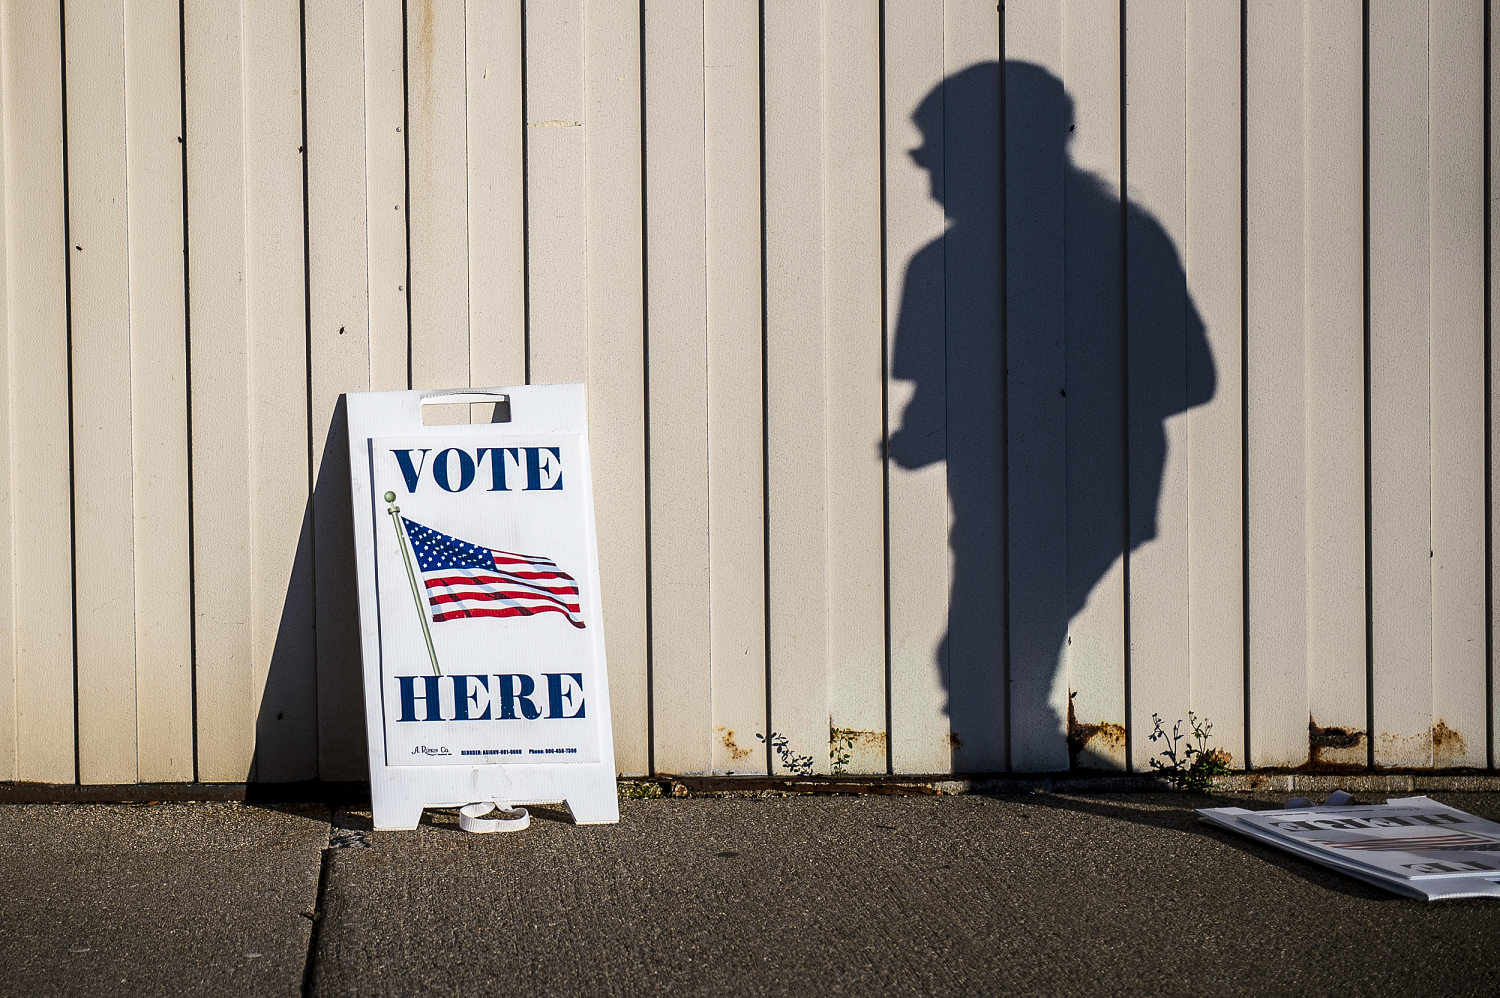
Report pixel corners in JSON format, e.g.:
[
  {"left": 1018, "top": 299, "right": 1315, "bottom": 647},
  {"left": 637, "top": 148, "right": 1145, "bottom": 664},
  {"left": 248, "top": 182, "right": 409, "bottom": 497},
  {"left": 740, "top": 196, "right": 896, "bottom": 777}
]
[{"left": 301, "top": 823, "right": 336, "bottom": 996}]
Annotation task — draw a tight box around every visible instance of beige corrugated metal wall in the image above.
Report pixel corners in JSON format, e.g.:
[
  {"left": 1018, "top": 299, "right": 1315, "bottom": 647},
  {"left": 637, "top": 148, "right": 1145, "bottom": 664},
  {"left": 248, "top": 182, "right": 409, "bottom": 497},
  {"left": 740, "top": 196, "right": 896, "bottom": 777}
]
[{"left": 0, "top": 0, "right": 1493, "bottom": 784}]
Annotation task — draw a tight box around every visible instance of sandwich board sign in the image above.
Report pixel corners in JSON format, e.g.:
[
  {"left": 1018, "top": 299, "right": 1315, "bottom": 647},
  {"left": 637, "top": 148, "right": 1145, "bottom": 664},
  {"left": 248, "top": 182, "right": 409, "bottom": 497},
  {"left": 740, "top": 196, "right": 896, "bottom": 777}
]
[
  {"left": 1199, "top": 796, "right": 1500, "bottom": 900},
  {"left": 347, "top": 385, "right": 619, "bottom": 830}
]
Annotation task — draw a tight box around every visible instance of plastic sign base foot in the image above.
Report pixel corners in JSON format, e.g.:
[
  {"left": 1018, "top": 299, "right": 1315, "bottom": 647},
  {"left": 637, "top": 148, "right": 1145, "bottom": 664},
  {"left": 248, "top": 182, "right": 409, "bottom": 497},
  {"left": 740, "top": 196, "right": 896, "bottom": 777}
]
[{"left": 458, "top": 802, "right": 530, "bottom": 833}]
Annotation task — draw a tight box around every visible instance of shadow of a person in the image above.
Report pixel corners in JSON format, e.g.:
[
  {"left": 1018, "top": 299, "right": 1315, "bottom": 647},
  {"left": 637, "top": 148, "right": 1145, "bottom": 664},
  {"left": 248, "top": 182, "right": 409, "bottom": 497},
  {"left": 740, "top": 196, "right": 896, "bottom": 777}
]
[{"left": 889, "top": 60, "right": 1214, "bottom": 772}]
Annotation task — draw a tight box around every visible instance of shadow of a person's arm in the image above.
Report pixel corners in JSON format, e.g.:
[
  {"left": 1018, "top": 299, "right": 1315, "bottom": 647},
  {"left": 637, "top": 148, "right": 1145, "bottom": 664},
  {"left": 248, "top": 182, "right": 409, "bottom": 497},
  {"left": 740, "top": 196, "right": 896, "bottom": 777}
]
[{"left": 887, "top": 239, "right": 947, "bottom": 469}]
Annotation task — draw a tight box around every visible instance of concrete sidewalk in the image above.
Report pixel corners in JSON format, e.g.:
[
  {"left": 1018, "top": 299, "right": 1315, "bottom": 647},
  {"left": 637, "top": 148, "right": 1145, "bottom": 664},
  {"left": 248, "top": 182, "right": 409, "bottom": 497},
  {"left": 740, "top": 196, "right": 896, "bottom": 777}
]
[{"left": 4, "top": 791, "right": 1500, "bottom": 996}]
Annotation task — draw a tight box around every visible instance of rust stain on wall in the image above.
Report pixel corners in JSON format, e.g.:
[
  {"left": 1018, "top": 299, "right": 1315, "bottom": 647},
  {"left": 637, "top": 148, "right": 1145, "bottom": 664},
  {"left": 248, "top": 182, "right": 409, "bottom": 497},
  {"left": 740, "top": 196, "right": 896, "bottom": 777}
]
[
  {"left": 1369, "top": 722, "right": 1474, "bottom": 769},
  {"left": 718, "top": 728, "right": 753, "bottom": 761},
  {"left": 1374, "top": 730, "right": 1431, "bottom": 764},
  {"left": 1066, "top": 695, "right": 1125, "bottom": 769},
  {"left": 1431, "top": 719, "right": 1466, "bottom": 762},
  {"left": 1305, "top": 716, "right": 1367, "bottom": 771},
  {"left": 830, "top": 728, "right": 887, "bottom": 751},
  {"left": 416, "top": 0, "right": 436, "bottom": 72},
  {"left": 411, "top": 0, "right": 437, "bottom": 181}
]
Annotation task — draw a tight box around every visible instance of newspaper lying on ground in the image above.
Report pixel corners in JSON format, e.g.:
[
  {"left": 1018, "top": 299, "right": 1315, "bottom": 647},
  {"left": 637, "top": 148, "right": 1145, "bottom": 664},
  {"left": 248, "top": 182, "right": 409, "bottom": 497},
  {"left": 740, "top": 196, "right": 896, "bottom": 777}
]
[{"left": 1198, "top": 796, "right": 1500, "bottom": 900}]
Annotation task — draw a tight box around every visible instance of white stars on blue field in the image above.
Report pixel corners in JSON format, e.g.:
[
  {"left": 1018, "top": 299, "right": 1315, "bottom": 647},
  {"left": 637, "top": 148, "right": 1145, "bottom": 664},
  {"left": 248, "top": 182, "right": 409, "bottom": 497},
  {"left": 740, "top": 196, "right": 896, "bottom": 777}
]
[{"left": 402, "top": 517, "right": 495, "bottom": 573}]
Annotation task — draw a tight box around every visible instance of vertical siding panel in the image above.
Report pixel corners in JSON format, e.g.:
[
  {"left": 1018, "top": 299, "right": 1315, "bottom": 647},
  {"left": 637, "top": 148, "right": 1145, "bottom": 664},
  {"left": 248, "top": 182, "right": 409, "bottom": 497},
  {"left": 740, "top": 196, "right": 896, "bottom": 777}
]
[
  {"left": 823, "top": 1, "right": 885, "bottom": 775},
  {"left": 365, "top": 0, "right": 407, "bottom": 393},
  {"left": 705, "top": 0, "right": 766, "bottom": 775},
  {"left": 244, "top": 0, "right": 314, "bottom": 780},
  {"left": 765, "top": 0, "right": 828, "bottom": 774},
  {"left": 1184, "top": 0, "right": 1243, "bottom": 764},
  {"left": 407, "top": 0, "right": 468, "bottom": 405},
  {"left": 3, "top": 1, "right": 73, "bottom": 783},
  {"left": 1246, "top": 0, "right": 1307, "bottom": 768},
  {"left": 66, "top": 2, "right": 137, "bottom": 783},
  {"left": 307, "top": 0, "right": 371, "bottom": 780},
  {"left": 311, "top": 0, "right": 407, "bottom": 781},
  {"left": 644, "top": 3, "right": 710, "bottom": 774},
  {"left": 944, "top": 1, "right": 1002, "bottom": 772},
  {"left": 1492, "top": 0, "right": 1500, "bottom": 770},
  {"left": 1005, "top": 2, "right": 1067, "bottom": 773},
  {"left": 1428, "top": 0, "right": 1487, "bottom": 767},
  {"left": 585, "top": 0, "right": 648, "bottom": 775},
  {"left": 0, "top": 4, "right": 12, "bottom": 781},
  {"left": 1124, "top": 0, "right": 1191, "bottom": 770},
  {"left": 467, "top": 0, "right": 525, "bottom": 390},
  {"left": 5, "top": 1, "right": 73, "bottom": 782},
  {"left": 525, "top": 2, "right": 587, "bottom": 381},
  {"left": 1369, "top": 1, "right": 1431, "bottom": 768},
  {"left": 127, "top": 0, "right": 192, "bottom": 783},
  {"left": 185, "top": 0, "right": 253, "bottom": 780},
  {"left": 885, "top": 0, "right": 950, "bottom": 774},
  {"left": 1305, "top": 2, "right": 1367, "bottom": 769},
  {"left": 1061, "top": 0, "right": 1126, "bottom": 771}
]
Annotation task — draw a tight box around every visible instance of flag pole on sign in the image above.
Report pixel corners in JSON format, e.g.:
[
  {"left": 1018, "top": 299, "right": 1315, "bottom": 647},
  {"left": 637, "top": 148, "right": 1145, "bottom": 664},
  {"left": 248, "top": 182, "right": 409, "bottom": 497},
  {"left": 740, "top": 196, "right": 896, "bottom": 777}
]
[{"left": 386, "top": 491, "right": 443, "bottom": 677}]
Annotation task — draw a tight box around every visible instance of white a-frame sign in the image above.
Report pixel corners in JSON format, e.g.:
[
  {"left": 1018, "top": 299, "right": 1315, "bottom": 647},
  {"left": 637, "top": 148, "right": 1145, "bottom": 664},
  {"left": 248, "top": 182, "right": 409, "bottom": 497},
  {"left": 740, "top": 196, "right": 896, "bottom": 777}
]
[{"left": 347, "top": 386, "right": 618, "bottom": 830}]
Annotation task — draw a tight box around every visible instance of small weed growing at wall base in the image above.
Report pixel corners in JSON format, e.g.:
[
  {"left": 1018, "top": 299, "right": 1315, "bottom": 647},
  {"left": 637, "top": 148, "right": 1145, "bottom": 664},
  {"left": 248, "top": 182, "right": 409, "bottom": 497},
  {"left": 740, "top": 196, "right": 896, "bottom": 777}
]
[{"left": 1148, "top": 711, "right": 1231, "bottom": 792}]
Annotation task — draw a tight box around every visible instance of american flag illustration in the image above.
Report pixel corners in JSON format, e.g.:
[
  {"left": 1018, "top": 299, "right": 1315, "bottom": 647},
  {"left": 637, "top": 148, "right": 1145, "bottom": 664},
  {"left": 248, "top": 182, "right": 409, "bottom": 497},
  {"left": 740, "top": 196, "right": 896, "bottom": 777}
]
[
  {"left": 1313, "top": 832, "right": 1500, "bottom": 852},
  {"left": 401, "top": 517, "right": 585, "bottom": 628}
]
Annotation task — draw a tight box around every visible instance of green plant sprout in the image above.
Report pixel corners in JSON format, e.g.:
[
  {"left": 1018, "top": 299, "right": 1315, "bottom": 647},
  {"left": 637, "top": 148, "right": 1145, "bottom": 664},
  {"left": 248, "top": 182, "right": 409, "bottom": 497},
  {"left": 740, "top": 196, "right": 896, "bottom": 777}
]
[
  {"left": 1147, "top": 711, "right": 1231, "bottom": 791},
  {"left": 829, "top": 727, "right": 859, "bottom": 775}
]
